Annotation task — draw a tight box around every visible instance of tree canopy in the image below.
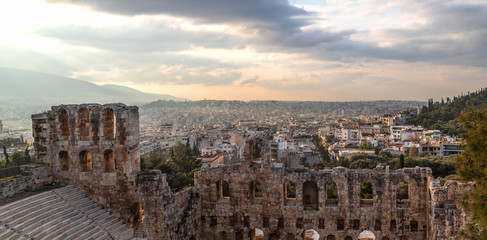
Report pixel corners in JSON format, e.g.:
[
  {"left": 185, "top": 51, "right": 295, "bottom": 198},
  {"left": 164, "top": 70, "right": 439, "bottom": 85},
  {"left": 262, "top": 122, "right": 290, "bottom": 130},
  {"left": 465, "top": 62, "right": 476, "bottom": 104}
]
[
  {"left": 455, "top": 107, "right": 487, "bottom": 239},
  {"left": 409, "top": 87, "right": 487, "bottom": 136}
]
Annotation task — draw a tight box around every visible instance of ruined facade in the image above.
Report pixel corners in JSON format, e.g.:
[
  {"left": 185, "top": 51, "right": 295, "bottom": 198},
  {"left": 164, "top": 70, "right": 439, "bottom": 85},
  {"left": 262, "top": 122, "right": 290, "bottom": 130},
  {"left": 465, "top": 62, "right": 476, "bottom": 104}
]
[
  {"left": 32, "top": 103, "right": 141, "bottom": 224},
  {"left": 31, "top": 104, "right": 473, "bottom": 239}
]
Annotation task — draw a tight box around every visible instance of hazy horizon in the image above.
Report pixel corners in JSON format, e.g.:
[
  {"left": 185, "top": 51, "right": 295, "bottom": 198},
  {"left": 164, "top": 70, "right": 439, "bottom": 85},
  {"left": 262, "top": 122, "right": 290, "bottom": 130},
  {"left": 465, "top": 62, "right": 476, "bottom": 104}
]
[{"left": 1, "top": 0, "right": 486, "bottom": 101}]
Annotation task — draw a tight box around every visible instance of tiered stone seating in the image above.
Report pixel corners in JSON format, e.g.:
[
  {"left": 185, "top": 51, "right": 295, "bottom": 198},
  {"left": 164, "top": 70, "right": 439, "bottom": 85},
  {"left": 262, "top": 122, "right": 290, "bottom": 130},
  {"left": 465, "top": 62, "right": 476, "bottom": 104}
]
[{"left": 0, "top": 185, "right": 134, "bottom": 240}]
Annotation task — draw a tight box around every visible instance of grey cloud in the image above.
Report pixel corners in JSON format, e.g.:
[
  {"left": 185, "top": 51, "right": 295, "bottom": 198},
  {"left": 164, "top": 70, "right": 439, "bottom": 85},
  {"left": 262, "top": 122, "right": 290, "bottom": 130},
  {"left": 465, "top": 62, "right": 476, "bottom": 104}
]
[
  {"left": 47, "top": 0, "right": 310, "bottom": 32},
  {"left": 39, "top": 23, "right": 243, "bottom": 53},
  {"left": 46, "top": 0, "right": 354, "bottom": 49}
]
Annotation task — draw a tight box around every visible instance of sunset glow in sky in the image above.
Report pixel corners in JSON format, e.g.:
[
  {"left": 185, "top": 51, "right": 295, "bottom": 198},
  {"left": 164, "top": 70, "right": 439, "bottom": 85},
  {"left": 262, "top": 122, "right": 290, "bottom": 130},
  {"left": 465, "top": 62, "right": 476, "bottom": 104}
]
[{"left": 1, "top": 0, "right": 486, "bottom": 101}]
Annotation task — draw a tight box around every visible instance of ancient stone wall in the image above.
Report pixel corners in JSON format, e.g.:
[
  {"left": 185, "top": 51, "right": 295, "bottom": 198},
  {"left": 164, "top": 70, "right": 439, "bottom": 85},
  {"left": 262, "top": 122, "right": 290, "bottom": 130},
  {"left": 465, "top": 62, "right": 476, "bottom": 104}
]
[
  {"left": 428, "top": 179, "right": 474, "bottom": 240},
  {"left": 31, "top": 103, "right": 141, "bottom": 224},
  {"left": 134, "top": 170, "right": 200, "bottom": 240},
  {"left": 0, "top": 165, "right": 53, "bottom": 199},
  {"left": 195, "top": 165, "right": 434, "bottom": 240}
]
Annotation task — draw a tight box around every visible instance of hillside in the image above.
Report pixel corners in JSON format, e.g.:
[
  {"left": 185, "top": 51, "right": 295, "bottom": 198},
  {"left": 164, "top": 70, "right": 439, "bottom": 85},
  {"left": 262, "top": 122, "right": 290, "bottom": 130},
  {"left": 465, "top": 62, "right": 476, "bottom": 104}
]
[
  {"left": 409, "top": 87, "right": 487, "bottom": 136},
  {"left": 0, "top": 67, "right": 186, "bottom": 105}
]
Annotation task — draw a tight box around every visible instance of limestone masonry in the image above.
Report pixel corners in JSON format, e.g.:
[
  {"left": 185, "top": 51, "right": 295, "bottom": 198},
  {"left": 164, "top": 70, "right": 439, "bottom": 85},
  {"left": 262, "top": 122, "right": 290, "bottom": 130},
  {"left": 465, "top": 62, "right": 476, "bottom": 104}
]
[{"left": 30, "top": 103, "right": 473, "bottom": 240}]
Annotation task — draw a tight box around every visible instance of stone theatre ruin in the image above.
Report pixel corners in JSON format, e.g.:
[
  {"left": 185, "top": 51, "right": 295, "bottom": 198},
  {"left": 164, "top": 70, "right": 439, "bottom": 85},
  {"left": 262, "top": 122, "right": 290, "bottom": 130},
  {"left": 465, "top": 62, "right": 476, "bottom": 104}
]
[{"left": 29, "top": 103, "right": 472, "bottom": 240}]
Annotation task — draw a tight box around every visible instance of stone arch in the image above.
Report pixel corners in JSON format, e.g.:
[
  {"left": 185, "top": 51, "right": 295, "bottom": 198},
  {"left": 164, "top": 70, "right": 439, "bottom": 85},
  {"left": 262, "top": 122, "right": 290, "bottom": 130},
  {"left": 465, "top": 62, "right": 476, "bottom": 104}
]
[
  {"left": 326, "top": 235, "right": 336, "bottom": 240},
  {"left": 303, "top": 229, "right": 319, "bottom": 240},
  {"left": 382, "top": 237, "right": 390, "bottom": 240},
  {"left": 217, "top": 179, "right": 230, "bottom": 198},
  {"left": 358, "top": 230, "right": 376, "bottom": 240},
  {"left": 269, "top": 232, "right": 280, "bottom": 240},
  {"left": 303, "top": 181, "right": 318, "bottom": 210},
  {"left": 103, "top": 149, "right": 115, "bottom": 172},
  {"left": 58, "top": 108, "right": 70, "bottom": 138},
  {"left": 102, "top": 108, "right": 115, "bottom": 140},
  {"left": 250, "top": 180, "right": 263, "bottom": 198},
  {"left": 131, "top": 202, "right": 144, "bottom": 226},
  {"left": 287, "top": 233, "right": 295, "bottom": 240},
  {"left": 284, "top": 181, "right": 296, "bottom": 199},
  {"left": 78, "top": 108, "right": 90, "bottom": 140},
  {"left": 59, "top": 151, "right": 70, "bottom": 171},
  {"left": 217, "top": 231, "right": 228, "bottom": 240},
  {"left": 344, "top": 237, "right": 353, "bottom": 240},
  {"left": 251, "top": 228, "right": 264, "bottom": 240},
  {"left": 396, "top": 181, "right": 410, "bottom": 201},
  {"left": 79, "top": 150, "right": 92, "bottom": 171}
]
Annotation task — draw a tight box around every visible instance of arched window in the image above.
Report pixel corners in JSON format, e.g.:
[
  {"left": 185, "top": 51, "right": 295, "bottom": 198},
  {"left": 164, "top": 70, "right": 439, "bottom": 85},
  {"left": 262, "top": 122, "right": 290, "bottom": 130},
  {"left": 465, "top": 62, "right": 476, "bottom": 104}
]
[
  {"left": 326, "top": 235, "right": 336, "bottom": 240},
  {"left": 396, "top": 182, "right": 410, "bottom": 202},
  {"left": 102, "top": 108, "right": 115, "bottom": 140},
  {"left": 326, "top": 181, "right": 338, "bottom": 205},
  {"left": 78, "top": 108, "right": 90, "bottom": 140},
  {"left": 286, "top": 233, "right": 294, "bottom": 240},
  {"left": 382, "top": 237, "right": 390, "bottom": 240},
  {"left": 217, "top": 179, "right": 230, "bottom": 198},
  {"left": 217, "top": 231, "right": 228, "bottom": 240},
  {"left": 303, "top": 181, "right": 318, "bottom": 210},
  {"left": 58, "top": 108, "right": 70, "bottom": 138},
  {"left": 104, "top": 149, "right": 115, "bottom": 172},
  {"left": 251, "top": 228, "right": 264, "bottom": 240},
  {"left": 59, "top": 151, "right": 70, "bottom": 171},
  {"left": 303, "top": 229, "right": 319, "bottom": 240},
  {"left": 250, "top": 180, "right": 263, "bottom": 198},
  {"left": 360, "top": 181, "right": 373, "bottom": 206},
  {"left": 344, "top": 237, "right": 353, "bottom": 240},
  {"left": 358, "top": 230, "right": 376, "bottom": 240},
  {"left": 131, "top": 202, "right": 144, "bottom": 226},
  {"left": 284, "top": 181, "right": 296, "bottom": 199},
  {"left": 79, "top": 150, "right": 92, "bottom": 171}
]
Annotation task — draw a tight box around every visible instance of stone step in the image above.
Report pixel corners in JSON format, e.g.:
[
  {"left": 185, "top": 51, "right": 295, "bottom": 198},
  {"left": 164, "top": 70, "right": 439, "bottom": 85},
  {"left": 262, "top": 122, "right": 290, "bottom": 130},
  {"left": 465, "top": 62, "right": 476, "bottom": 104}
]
[
  {"left": 38, "top": 214, "right": 87, "bottom": 240},
  {"left": 0, "top": 193, "right": 57, "bottom": 220},
  {"left": 1, "top": 185, "right": 135, "bottom": 240},
  {"left": 22, "top": 207, "right": 75, "bottom": 237},
  {"left": 0, "top": 195, "right": 60, "bottom": 224},
  {"left": 9, "top": 197, "right": 66, "bottom": 228}
]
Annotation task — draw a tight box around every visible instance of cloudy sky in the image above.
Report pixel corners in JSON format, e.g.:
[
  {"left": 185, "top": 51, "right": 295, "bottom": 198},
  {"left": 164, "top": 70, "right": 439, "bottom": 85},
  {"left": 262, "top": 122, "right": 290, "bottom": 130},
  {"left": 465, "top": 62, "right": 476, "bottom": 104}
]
[{"left": 1, "top": 0, "right": 486, "bottom": 101}]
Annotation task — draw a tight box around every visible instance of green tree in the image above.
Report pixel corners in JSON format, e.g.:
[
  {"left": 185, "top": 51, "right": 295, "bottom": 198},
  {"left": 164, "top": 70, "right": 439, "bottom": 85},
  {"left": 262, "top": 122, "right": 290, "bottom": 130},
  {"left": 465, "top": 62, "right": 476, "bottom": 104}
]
[
  {"left": 409, "top": 145, "right": 419, "bottom": 157},
  {"left": 359, "top": 141, "right": 374, "bottom": 150},
  {"left": 455, "top": 108, "right": 487, "bottom": 239},
  {"left": 153, "top": 142, "right": 202, "bottom": 192}
]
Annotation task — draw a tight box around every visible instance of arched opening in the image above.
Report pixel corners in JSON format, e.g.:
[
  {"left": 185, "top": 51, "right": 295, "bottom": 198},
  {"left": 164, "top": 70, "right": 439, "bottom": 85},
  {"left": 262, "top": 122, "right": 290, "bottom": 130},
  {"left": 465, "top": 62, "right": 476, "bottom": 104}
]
[
  {"left": 303, "top": 181, "right": 318, "bottom": 210},
  {"left": 216, "top": 231, "right": 228, "bottom": 240},
  {"left": 344, "top": 237, "right": 353, "bottom": 240},
  {"left": 217, "top": 179, "right": 230, "bottom": 198},
  {"left": 326, "top": 181, "right": 338, "bottom": 205},
  {"left": 303, "top": 229, "right": 319, "bottom": 240},
  {"left": 251, "top": 228, "right": 264, "bottom": 240},
  {"left": 284, "top": 181, "right": 296, "bottom": 199},
  {"left": 382, "top": 237, "right": 390, "bottom": 240},
  {"left": 102, "top": 108, "right": 115, "bottom": 140},
  {"left": 269, "top": 232, "right": 279, "bottom": 240},
  {"left": 326, "top": 235, "right": 336, "bottom": 240},
  {"left": 104, "top": 149, "right": 115, "bottom": 172},
  {"left": 78, "top": 108, "right": 90, "bottom": 140},
  {"left": 131, "top": 202, "right": 144, "bottom": 226},
  {"left": 59, "top": 151, "right": 70, "bottom": 171},
  {"left": 250, "top": 180, "right": 263, "bottom": 198},
  {"left": 396, "top": 182, "right": 410, "bottom": 202},
  {"left": 358, "top": 230, "right": 376, "bottom": 240},
  {"left": 79, "top": 150, "right": 92, "bottom": 171},
  {"left": 58, "top": 108, "right": 70, "bottom": 138},
  {"left": 360, "top": 181, "right": 373, "bottom": 206},
  {"left": 286, "top": 233, "right": 295, "bottom": 240}
]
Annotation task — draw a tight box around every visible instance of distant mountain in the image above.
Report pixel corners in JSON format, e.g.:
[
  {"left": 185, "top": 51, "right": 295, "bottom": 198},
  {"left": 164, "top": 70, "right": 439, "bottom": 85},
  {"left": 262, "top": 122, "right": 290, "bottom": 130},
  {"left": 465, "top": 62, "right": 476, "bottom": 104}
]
[
  {"left": 0, "top": 67, "right": 187, "bottom": 105},
  {"left": 409, "top": 87, "right": 487, "bottom": 136}
]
